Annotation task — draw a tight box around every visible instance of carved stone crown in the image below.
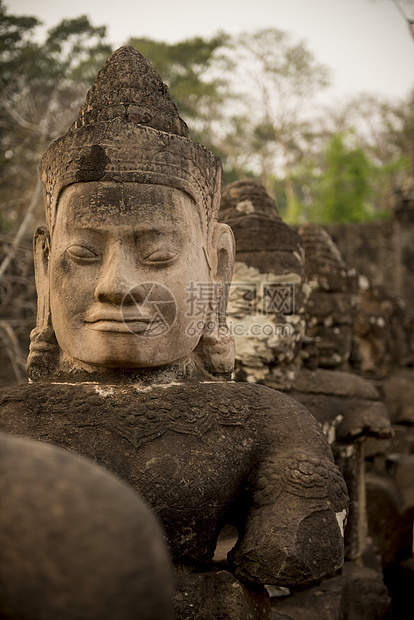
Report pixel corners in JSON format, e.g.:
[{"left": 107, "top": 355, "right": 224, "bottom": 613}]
[
  {"left": 40, "top": 45, "right": 222, "bottom": 232},
  {"left": 299, "top": 222, "right": 358, "bottom": 293},
  {"left": 219, "top": 179, "right": 283, "bottom": 222}
]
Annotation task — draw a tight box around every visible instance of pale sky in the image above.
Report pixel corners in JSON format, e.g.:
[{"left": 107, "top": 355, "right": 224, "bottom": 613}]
[{"left": 7, "top": 0, "right": 414, "bottom": 105}]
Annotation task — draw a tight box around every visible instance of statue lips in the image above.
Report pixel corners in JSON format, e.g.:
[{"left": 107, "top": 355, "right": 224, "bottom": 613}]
[{"left": 84, "top": 310, "right": 160, "bottom": 334}]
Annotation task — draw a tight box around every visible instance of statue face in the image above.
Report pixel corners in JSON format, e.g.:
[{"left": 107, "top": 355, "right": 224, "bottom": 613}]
[
  {"left": 49, "top": 182, "right": 211, "bottom": 368},
  {"left": 306, "top": 291, "right": 354, "bottom": 368}
]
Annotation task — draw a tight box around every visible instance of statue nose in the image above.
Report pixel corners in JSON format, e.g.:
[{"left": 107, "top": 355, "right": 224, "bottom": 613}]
[{"left": 94, "top": 247, "right": 142, "bottom": 304}]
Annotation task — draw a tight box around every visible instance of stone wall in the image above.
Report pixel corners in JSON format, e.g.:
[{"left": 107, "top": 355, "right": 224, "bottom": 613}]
[
  {"left": 323, "top": 188, "right": 414, "bottom": 313},
  {"left": 324, "top": 220, "right": 396, "bottom": 294}
]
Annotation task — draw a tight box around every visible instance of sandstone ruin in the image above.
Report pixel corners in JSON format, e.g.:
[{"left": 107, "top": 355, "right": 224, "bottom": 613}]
[{"left": 0, "top": 47, "right": 349, "bottom": 619}]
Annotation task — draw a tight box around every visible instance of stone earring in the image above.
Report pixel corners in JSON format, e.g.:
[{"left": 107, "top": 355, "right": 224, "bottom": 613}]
[
  {"left": 193, "top": 283, "right": 235, "bottom": 380},
  {"left": 27, "top": 324, "right": 60, "bottom": 381},
  {"left": 27, "top": 226, "right": 60, "bottom": 381}
]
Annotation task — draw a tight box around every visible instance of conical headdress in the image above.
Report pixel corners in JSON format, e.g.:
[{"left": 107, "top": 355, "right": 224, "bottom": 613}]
[
  {"left": 299, "top": 222, "right": 357, "bottom": 293},
  {"left": 40, "top": 46, "right": 222, "bottom": 231},
  {"left": 220, "top": 179, "right": 283, "bottom": 222}
]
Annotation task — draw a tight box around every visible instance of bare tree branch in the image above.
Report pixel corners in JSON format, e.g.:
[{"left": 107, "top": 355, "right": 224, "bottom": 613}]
[
  {"left": 0, "top": 80, "right": 61, "bottom": 284},
  {"left": 0, "top": 319, "right": 26, "bottom": 383},
  {"left": 391, "top": 0, "right": 414, "bottom": 41},
  {"left": 0, "top": 178, "right": 41, "bottom": 282}
]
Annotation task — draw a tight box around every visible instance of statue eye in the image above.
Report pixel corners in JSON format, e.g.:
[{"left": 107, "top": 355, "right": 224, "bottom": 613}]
[
  {"left": 143, "top": 249, "right": 178, "bottom": 264},
  {"left": 67, "top": 245, "right": 99, "bottom": 262}
]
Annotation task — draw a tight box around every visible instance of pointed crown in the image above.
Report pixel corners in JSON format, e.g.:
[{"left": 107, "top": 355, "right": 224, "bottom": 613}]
[
  {"left": 40, "top": 46, "right": 222, "bottom": 231},
  {"left": 299, "top": 222, "right": 358, "bottom": 293},
  {"left": 219, "top": 179, "right": 283, "bottom": 221}
]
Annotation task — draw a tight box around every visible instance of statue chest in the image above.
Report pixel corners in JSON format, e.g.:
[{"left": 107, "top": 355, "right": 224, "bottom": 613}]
[{"left": 0, "top": 382, "right": 259, "bottom": 563}]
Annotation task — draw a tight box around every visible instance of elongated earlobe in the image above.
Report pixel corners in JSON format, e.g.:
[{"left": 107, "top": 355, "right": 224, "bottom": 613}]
[
  {"left": 27, "top": 227, "right": 60, "bottom": 381},
  {"left": 212, "top": 222, "right": 235, "bottom": 320},
  {"left": 194, "top": 223, "right": 235, "bottom": 379}
]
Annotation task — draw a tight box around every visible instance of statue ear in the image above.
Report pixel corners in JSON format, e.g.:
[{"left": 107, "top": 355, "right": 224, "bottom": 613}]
[
  {"left": 27, "top": 226, "right": 60, "bottom": 381},
  {"left": 211, "top": 221, "right": 235, "bottom": 284},
  {"left": 193, "top": 222, "right": 235, "bottom": 380},
  {"left": 210, "top": 222, "right": 235, "bottom": 322}
]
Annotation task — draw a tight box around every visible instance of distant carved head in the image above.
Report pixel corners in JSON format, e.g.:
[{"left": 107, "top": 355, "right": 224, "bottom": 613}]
[
  {"left": 299, "top": 222, "right": 358, "bottom": 369},
  {"left": 28, "top": 46, "right": 235, "bottom": 381},
  {"left": 219, "top": 180, "right": 307, "bottom": 387}
]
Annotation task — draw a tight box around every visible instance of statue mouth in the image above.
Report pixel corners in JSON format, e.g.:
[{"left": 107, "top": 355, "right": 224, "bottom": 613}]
[
  {"left": 90, "top": 320, "right": 162, "bottom": 334},
  {"left": 85, "top": 318, "right": 162, "bottom": 334},
  {"left": 85, "top": 311, "right": 159, "bottom": 334}
]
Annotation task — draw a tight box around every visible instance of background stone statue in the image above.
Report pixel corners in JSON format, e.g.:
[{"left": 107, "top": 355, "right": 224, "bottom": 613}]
[
  {"left": 219, "top": 180, "right": 393, "bottom": 617},
  {"left": 219, "top": 179, "right": 307, "bottom": 388},
  {"left": 299, "top": 221, "right": 358, "bottom": 371},
  {"left": 0, "top": 46, "right": 349, "bottom": 619}
]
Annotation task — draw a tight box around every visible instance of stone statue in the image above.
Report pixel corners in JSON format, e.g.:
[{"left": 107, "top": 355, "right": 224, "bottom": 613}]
[
  {"left": 219, "top": 180, "right": 391, "bottom": 582},
  {"left": 0, "top": 46, "right": 348, "bottom": 619},
  {"left": 299, "top": 221, "right": 358, "bottom": 370},
  {"left": 219, "top": 179, "right": 307, "bottom": 388},
  {"left": 0, "top": 433, "right": 173, "bottom": 620}
]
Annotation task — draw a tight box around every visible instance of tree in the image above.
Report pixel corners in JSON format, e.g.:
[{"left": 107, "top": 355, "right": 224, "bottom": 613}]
[
  {"left": 316, "top": 92, "right": 412, "bottom": 215},
  {"left": 217, "top": 28, "right": 331, "bottom": 219},
  {"left": 314, "top": 131, "right": 375, "bottom": 223},
  {"left": 0, "top": 2, "right": 112, "bottom": 383},
  {"left": 0, "top": 4, "right": 112, "bottom": 237}
]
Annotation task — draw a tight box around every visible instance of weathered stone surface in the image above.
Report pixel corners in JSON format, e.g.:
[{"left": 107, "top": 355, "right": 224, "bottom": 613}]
[
  {"left": 2, "top": 47, "right": 351, "bottom": 618},
  {"left": 333, "top": 443, "right": 366, "bottom": 561},
  {"left": 39, "top": 47, "right": 221, "bottom": 234},
  {"left": 338, "top": 562, "right": 391, "bottom": 620},
  {"left": 29, "top": 45, "right": 234, "bottom": 382},
  {"left": 220, "top": 182, "right": 393, "bottom": 576},
  {"left": 290, "top": 380, "right": 391, "bottom": 563},
  {"left": 353, "top": 281, "right": 414, "bottom": 376},
  {"left": 270, "top": 562, "right": 391, "bottom": 620},
  {"left": 389, "top": 454, "right": 414, "bottom": 514},
  {"left": 220, "top": 180, "right": 283, "bottom": 222},
  {"left": 386, "top": 423, "right": 414, "bottom": 455},
  {"left": 219, "top": 180, "right": 307, "bottom": 388},
  {"left": 219, "top": 181, "right": 304, "bottom": 284},
  {"left": 392, "top": 180, "right": 414, "bottom": 312},
  {"left": 75, "top": 45, "right": 189, "bottom": 137},
  {"left": 299, "top": 222, "right": 358, "bottom": 370},
  {"left": 0, "top": 380, "right": 348, "bottom": 588},
  {"left": 364, "top": 437, "right": 392, "bottom": 459},
  {"left": 290, "top": 391, "right": 392, "bottom": 443},
  {"left": 299, "top": 222, "right": 358, "bottom": 295},
  {"left": 382, "top": 370, "right": 414, "bottom": 424},
  {"left": 175, "top": 570, "right": 271, "bottom": 619},
  {"left": 0, "top": 434, "right": 173, "bottom": 620},
  {"left": 291, "top": 368, "right": 379, "bottom": 400},
  {"left": 366, "top": 473, "right": 413, "bottom": 567},
  {"left": 323, "top": 220, "right": 396, "bottom": 302}
]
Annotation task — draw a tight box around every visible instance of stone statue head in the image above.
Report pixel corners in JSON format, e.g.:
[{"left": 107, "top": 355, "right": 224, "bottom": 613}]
[
  {"left": 219, "top": 180, "right": 308, "bottom": 387},
  {"left": 299, "top": 222, "right": 358, "bottom": 369},
  {"left": 28, "top": 46, "right": 235, "bottom": 381}
]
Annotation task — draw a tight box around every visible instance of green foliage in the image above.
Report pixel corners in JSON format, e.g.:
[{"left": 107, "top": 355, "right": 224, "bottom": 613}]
[
  {"left": 0, "top": 2, "right": 112, "bottom": 233},
  {"left": 127, "top": 33, "right": 230, "bottom": 131},
  {"left": 1, "top": 7, "right": 412, "bottom": 232},
  {"left": 315, "top": 132, "right": 374, "bottom": 223},
  {"left": 0, "top": 0, "right": 39, "bottom": 84},
  {"left": 217, "top": 28, "right": 331, "bottom": 216}
]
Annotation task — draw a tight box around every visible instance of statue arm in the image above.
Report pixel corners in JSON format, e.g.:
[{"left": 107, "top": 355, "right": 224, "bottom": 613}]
[{"left": 228, "top": 394, "right": 349, "bottom": 587}]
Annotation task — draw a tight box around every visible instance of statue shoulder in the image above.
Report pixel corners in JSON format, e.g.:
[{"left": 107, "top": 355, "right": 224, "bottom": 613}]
[
  {"left": 210, "top": 381, "right": 323, "bottom": 427},
  {"left": 193, "top": 382, "right": 327, "bottom": 447}
]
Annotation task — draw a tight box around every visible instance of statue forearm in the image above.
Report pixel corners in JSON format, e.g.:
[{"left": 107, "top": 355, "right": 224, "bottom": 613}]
[{"left": 229, "top": 452, "right": 349, "bottom": 586}]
